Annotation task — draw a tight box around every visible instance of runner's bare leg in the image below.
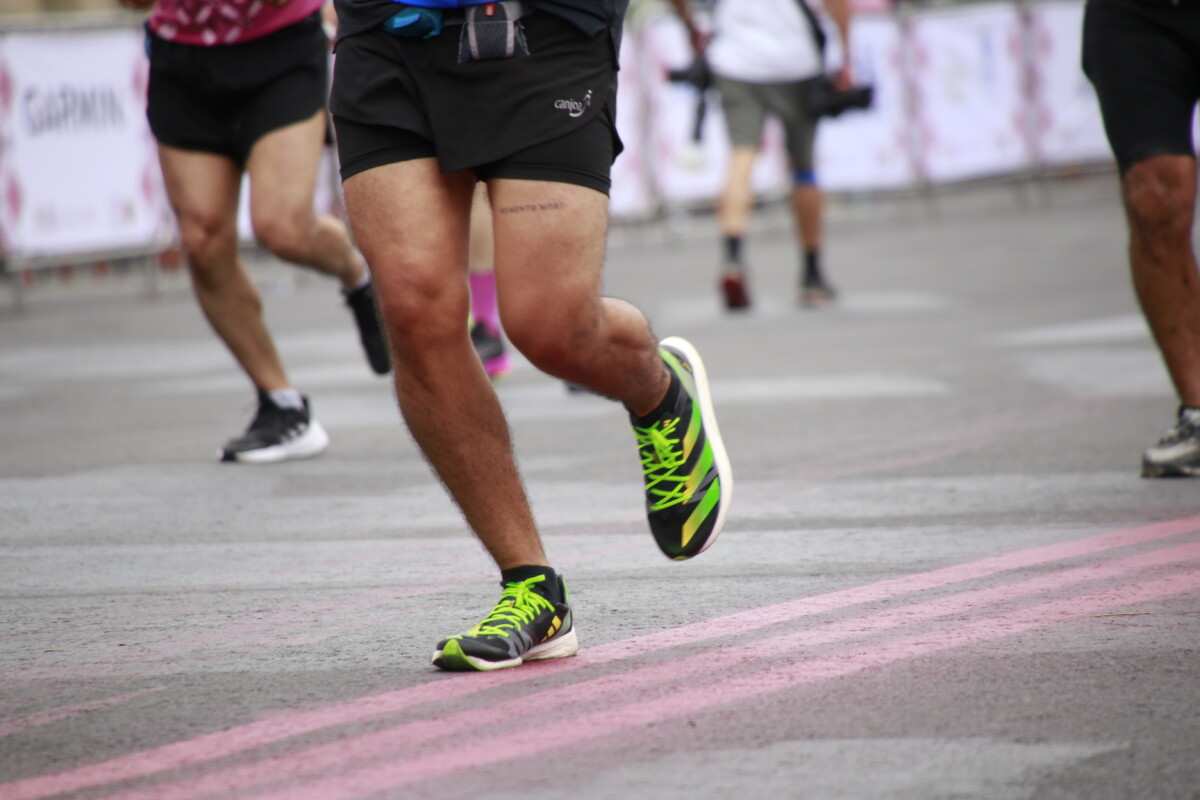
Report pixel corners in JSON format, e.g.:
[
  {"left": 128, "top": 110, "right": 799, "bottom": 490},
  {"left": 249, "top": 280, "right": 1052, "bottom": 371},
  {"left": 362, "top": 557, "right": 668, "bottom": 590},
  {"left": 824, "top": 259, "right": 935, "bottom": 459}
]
[
  {"left": 342, "top": 163, "right": 668, "bottom": 568},
  {"left": 487, "top": 178, "right": 668, "bottom": 412},
  {"left": 344, "top": 160, "right": 546, "bottom": 569},
  {"left": 158, "top": 144, "right": 292, "bottom": 392},
  {"left": 246, "top": 111, "right": 366, "bottom": 290}
]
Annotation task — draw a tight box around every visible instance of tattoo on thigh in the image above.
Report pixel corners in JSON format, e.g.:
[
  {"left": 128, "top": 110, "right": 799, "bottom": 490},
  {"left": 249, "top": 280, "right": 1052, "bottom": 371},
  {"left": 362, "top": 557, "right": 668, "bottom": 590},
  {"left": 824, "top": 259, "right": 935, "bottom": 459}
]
[{"left": 497, "top": 202, "right": 566, "bottom": 215}]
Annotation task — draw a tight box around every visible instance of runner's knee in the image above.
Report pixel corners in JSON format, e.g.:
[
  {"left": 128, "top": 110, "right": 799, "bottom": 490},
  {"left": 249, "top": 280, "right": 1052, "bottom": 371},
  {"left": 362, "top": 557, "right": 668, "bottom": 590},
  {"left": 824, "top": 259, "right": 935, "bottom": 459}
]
[
  {"left": 509, "top": 329, "right": 576, "bottom": 376},
  {"left": 1123, "top": 157, "right": 1195, "bottom": 241},
  {"left": 251, "top": 207, "right": 315, "bottom": 263},
  {"left": 504, "top": 300, "right": 595, "bottom": 376},
  {"left": 375, "top": 266, "right": 470, "bottom": 345},
  {"left": 178, "top": 212, "right": 237, "bottom": 274}
]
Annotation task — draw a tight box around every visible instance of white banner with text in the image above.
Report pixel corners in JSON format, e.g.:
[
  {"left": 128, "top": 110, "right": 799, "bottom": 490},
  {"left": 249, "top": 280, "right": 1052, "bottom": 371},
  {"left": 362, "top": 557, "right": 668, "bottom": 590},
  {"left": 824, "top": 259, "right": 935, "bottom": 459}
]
[{"left": 0, "top": 2, "right": 1115, "bottom": 263}]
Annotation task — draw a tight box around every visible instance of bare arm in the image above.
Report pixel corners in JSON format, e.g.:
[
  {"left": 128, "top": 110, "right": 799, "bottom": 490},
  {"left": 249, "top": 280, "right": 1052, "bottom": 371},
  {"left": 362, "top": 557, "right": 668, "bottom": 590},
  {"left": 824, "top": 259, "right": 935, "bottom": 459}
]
[
  {"left": 665, "top": 0, "right": 707, "bottom": 55},
  {"left": 824, "top": 0, "right": 853, "bottom": 87}
]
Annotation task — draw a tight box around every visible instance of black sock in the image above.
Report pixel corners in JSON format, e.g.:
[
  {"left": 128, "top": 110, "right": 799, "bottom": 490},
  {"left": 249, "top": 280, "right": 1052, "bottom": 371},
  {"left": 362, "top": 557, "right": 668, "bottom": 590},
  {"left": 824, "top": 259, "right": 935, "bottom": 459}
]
[
  {"left": 500, "top": 565, "right": 560, "bottom": 601},
  {"left": 724, "top": 235, "right": 743, "bottom": 265},
  {"left": 803, "top": 250, "right": 822, "bottom": 285},
  {"left": 631, "top": 368, "right": 682, "bottom": 427}
]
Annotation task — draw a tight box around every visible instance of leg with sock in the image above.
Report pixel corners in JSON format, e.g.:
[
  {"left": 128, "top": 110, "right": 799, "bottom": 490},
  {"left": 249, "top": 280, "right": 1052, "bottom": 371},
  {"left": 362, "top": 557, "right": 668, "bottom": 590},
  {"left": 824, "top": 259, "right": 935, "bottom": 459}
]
[
  {"left": 716, "top": 148, "right": 758, "bottom": 311},
  {"left": 792, "top": 167, "right": 836, "bottom": 307}
]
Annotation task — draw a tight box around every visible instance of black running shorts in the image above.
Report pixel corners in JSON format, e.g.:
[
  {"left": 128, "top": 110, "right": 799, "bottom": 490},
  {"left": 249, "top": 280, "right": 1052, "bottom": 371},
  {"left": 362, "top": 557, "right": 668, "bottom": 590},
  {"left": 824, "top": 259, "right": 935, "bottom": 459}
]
[
  {"left": 1082, "top": 0, "right": 1200, "bottom": 174},
  {"left": 329, "top": 10, "right": 622, "bottom": 194},
  {"left": 145, "top": 13, "right": 329, "bottom": 166}
]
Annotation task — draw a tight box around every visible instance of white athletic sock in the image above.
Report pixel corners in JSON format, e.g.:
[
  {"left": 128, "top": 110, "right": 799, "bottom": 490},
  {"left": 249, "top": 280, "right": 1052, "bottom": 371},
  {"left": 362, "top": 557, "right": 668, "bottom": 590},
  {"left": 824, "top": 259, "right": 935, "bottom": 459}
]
[
  {"left": 347, "top": 265, "right": 371, "bottom": 293},
  {"left": 268, "top": 388, "right": 305, "bottom": 411}
]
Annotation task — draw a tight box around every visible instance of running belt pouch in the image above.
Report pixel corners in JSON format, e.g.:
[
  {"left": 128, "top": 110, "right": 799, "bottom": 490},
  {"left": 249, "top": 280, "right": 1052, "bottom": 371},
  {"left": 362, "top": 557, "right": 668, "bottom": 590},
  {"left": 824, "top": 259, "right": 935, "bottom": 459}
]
[{"left": 458, "top": 1, "right": 529, "bottom": 63}]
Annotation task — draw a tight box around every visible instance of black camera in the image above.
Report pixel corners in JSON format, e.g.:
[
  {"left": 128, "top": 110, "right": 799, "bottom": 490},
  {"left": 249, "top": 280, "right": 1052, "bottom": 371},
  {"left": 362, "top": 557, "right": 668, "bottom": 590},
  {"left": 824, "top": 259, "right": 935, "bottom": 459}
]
[
  {"left": 666, "top": 56, "right": 713, "bottom": 92},
  {"left": 807, "top": 78, "right": 874, "bottom": 118}
]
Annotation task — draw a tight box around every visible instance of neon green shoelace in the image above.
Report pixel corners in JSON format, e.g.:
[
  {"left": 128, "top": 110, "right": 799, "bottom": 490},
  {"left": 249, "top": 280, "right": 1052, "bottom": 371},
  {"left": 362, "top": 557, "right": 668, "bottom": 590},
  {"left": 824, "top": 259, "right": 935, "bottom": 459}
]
[
  {"left": 466, "top": 576, "right": 554, "bottom": 638},
  {"left": 634, "top": 417, "right": 690, "bottom": 511}
]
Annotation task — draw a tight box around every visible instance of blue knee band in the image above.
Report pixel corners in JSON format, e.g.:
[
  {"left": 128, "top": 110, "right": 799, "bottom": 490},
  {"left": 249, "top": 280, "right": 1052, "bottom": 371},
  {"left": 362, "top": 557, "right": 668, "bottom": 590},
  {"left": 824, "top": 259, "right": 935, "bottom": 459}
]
[{"left": 793, "top": 167, "right": 816, "bottom": 186}]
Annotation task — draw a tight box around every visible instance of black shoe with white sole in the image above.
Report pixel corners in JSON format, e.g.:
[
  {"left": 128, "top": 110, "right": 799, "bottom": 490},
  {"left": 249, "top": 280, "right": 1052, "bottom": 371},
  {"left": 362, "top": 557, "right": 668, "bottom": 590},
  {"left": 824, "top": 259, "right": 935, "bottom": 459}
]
[
  {"left": 1142, "top": 407, "right": 1200, "bottom": 478},
  {"left": 220, "top": 391, "right": 329, "bottom": 464},
  {"left": 345, "top": 282, "right": 392, "bottom": 376}
]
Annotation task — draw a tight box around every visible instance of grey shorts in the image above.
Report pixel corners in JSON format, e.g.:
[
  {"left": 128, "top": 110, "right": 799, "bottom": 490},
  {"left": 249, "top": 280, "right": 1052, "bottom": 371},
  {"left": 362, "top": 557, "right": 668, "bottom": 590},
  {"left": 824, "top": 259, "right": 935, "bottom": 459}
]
[{"left": 714, "top": 75, "right": 820, "bottom": 169}]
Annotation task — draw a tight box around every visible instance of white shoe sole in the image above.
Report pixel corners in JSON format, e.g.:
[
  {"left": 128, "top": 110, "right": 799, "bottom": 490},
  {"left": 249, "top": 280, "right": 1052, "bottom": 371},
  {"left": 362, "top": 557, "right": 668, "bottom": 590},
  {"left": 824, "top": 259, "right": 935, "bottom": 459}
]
[
  {"left": 432, "top": 627, "right": 580, "bottom": 672},
  {"left": 221, "top": 421, "right": 330, "bottom": 464}
]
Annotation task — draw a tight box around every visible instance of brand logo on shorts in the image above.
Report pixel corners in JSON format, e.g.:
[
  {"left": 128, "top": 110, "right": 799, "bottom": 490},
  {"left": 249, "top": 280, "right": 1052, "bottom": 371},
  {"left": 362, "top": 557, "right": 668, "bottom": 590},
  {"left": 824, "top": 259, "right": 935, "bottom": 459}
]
[{"left": 554, "top": 90, "right": 592, "bottom": 119}]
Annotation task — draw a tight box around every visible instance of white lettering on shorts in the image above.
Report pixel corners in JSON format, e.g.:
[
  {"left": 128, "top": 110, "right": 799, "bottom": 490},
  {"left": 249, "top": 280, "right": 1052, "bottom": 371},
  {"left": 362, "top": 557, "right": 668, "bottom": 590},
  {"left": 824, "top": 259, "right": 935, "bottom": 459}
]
[{"left": 553, "top": 89, "right": 592, "bottom": 119}]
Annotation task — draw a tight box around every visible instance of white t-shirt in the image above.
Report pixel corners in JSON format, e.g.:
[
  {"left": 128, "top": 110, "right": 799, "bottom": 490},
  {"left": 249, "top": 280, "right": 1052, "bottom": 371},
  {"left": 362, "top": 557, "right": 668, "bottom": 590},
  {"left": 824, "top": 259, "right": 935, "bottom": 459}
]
[{"left": 706, "top": 0, "right": 825, "bottom": 84}]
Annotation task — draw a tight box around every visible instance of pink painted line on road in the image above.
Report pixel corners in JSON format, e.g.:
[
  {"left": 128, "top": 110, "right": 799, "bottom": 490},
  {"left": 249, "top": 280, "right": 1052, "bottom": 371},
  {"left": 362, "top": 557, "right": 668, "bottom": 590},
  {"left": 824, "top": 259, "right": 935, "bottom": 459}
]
[
  {"left": 4, "top": 514, "right": 1197, "bottom": 800},
  {"left": 0, "top": 689, "right": 163, "bottom": 739},
  {"left": 251, "top": 568, "right": 1200, "bottom": 800},
  {"left": 100, "top": 540, "right": 1200, "bottom": 800},
  {"left": 584, "top": 512, "right": 1200, "bottom": 659}
]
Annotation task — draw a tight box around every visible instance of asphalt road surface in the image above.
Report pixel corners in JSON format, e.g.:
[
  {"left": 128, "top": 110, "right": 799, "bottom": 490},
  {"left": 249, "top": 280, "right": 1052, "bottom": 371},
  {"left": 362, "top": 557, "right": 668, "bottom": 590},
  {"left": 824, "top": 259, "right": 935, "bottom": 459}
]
[{"left": 2, "top": 174, "right": 1198, "bottom": 800}]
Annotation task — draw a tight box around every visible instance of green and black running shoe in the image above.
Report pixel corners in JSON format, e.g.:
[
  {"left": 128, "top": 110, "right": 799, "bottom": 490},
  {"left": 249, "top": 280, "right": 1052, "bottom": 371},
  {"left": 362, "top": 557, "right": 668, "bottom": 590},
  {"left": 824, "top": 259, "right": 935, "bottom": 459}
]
[
  {"left": 432, "top": 575, "right": 578, "bottom": 671},
  {"left": 632, "top": 336, "right": 733, "bottom": 560}
]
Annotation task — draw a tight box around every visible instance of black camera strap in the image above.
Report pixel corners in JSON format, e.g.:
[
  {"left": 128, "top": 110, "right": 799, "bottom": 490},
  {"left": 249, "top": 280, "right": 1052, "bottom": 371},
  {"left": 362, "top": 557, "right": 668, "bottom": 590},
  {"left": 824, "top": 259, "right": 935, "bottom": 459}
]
[{"left": 792, "top": 0, "right": 827, "bottom": 63}]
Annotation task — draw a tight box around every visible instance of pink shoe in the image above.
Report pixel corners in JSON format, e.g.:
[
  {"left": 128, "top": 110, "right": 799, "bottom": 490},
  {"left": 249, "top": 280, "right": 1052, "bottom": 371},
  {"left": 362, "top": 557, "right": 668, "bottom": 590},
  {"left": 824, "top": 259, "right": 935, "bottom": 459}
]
[{"left": 471, "top": 321, "right": 511, "bottom": 380}]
